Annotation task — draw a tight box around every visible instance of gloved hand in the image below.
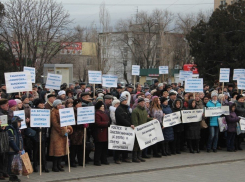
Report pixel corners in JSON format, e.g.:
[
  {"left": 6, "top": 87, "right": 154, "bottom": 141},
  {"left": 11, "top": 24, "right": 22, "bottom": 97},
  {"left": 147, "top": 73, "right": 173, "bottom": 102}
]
[{"left": 64, "top": 132, "right": 68, "bottom": 137}]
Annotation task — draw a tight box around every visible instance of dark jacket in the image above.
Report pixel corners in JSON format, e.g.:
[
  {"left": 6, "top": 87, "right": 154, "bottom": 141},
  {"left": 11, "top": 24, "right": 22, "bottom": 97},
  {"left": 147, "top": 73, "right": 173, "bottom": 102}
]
[
  {"left": 115, "top": 104, "right": 131, "bottom": 127},
  {"left": 6, "top": 124, "right": 23, "bottom": 154},
  {"left": 162, "top": 104, "right": 174, "bottom": 141},
  {"left": 172, "top": 99, "right": 184, "bottom": 133},
  {"left": 93, "top": 110, "right": 109, "bottom": 142},
  {"left": 235, "top": 101, "right": 245, "bottom": 117},
  {"left": 225, "top": 104, "right": 240, "bottom": 133}
]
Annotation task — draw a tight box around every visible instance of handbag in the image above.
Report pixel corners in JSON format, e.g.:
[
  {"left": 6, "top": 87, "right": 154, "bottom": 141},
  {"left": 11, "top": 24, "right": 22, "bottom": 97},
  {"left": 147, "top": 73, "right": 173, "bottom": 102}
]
[
  {"left": 21, "top": 152, "right": 33, "bottom": 176},
  {"left": 200, "top": 119, "right": 208, "bottom": 129},
  {"left": 11, "top": 154, "right": 22, "bottom": 175},
  {"left": 218, "top": 117, "right": 227, "bottom": 132},
  {"left": 24, "top": 128, "right": 36, "bottom": 137}
]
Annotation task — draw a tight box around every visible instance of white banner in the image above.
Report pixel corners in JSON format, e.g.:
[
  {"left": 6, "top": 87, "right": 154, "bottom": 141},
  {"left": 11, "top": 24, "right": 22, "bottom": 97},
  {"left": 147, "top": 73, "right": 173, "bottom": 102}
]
[
  {"left": 88, "top": 70, "right": 102, "bottom": 84},
  {"left": 233, "top": 69, "right": 245, "bottom": 80},
  {"left": 108, "top": 125, "right": 135, "bottom": 151},
  {"left": 77, "top": 106, "right": 95, "bottom": 124},
  {"left": 185, "top": 78, "right": 203, "bottom": 93},
  {"left": 134, "top": 120, "right": 164, "bottom": 150},
  {"left": 219, "top": 68, "right": 230, "bottom": 83},
  {"left": 24, "top": 66, "right": 36, "bottom": 83},
  {"left": 45, "top": 73, "right": 62, "bottom": 90},
  {"left": 13, "top": 110, "right": 27, "bottom": 129},
  {"left": 132, "top": 65, "right": 140, "bottom": 76},
  {"left": 59, "top": 108, "right": 75, "bottom": 127},
  {"left": 181, "top": 109, "right": 203, "bottom": 123},
  {"left": 5, "top": 72, "right": 32, "bottom": 93},
  {"left": 30, "top": 109, "right": 50, "bottom": 127},
  {"left": 163, "top": 111, "right": 181, "bottom": 128},
  {"left": 239, "top": 117, "right": 245, "bottom": 131},
  {"left": 237, "top": 77, "right": 245, "bottom": 90},
  {"left": 205, "top": 106, "right": 230, "bottom": 117},
  {"left": 159, "top": 66, "right": 168, "bottom": 74},
  {"left": 179, "top": 70, "right": 193, "bottom": 81},
  {"left": 102, "top": 75, "right": 118, "bottom": 87}
]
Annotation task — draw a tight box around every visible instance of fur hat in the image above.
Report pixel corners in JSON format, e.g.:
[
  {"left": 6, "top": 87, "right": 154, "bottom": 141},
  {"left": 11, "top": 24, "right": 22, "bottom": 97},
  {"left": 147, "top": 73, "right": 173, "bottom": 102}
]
[
  {"left": 95, "top": 101, "right": 104, "bottom": 110},
  {"left": 112, "top": 99, "right": 120, "bottom": 107}
]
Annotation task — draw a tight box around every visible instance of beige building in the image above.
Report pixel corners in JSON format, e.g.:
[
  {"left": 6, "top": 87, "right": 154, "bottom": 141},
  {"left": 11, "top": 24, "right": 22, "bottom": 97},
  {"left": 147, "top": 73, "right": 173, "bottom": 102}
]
[{"left": 214, "top": 0, "right": 238, "bottom": 9}]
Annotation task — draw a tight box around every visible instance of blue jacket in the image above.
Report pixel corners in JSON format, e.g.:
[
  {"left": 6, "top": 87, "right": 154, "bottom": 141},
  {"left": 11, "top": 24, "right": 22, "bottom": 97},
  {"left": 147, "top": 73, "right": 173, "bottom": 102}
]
[
  {"left": 6, "top": 125, "right": 23, "bottom": 154},
  {"left": 206, "top": 100, "right": 221, "bottom": 126},
  {"left": 162, "top": 104, "right": 174, "bottom": 141}
]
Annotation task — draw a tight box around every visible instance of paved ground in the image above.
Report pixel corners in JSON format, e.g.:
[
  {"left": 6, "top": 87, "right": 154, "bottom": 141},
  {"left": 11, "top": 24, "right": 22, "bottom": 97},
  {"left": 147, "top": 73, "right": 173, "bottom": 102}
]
[{"left": 12, "top": 148, "right": 245, "bottom": 182}]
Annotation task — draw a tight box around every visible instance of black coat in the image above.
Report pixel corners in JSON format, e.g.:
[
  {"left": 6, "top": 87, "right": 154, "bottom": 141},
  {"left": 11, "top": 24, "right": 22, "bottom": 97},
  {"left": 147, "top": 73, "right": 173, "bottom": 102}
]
[
  {"left": 172, "top": 99, "right": 184, "bottom": 133},
  {"left": 115, "top": 104, "right": 131, "bottom": 127}
]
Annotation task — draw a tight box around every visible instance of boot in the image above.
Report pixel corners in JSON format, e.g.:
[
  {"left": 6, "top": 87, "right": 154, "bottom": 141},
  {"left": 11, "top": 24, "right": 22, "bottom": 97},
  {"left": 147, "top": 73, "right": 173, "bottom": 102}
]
[
  {"left": 165, "top": 143, "right": 171, "bottom": 156},
  {"left": 189, "top": 140, "right": 194, "bottom": 154},
  {"left": 9, "top": 175, "right": 21, "bottom": 182},
  {"left": 33, "top": 163, "right": 38, "bottom": 172},
  {"left": 137, "top": 151, "right": 146, "bottom": 162},
  {"left": 57, "top": 157, "right": 64, "bottom": 172},
  {"left": 52, "top": 157, "right": 59, "bottom": 172},
  {"left": 161, "top": 143, "right": 167, "bottom": 156},
  {"left": 42, "top": 164, "right": 50, "bottom": 173},
  {"left": 132, "top": 151, "right": 141, "bottom": 163},
  {"left": 153, "top": 144, "right": 162, "bottom": 158}
]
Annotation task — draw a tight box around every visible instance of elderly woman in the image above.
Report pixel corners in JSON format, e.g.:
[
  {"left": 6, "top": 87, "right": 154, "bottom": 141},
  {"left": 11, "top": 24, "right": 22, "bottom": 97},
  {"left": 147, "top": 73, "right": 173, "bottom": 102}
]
[{"left": 49, "top": 99, "right": 73, "bottom": 172}]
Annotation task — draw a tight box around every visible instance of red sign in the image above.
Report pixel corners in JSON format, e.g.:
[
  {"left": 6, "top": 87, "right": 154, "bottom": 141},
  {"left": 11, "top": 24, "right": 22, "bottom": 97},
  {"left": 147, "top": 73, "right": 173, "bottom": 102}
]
[
  {"left": 183, "top": 64, "right": 199, "bottom": 74},
  {"left": 60, "top": 42, "right": 82, "bottom": 55}
]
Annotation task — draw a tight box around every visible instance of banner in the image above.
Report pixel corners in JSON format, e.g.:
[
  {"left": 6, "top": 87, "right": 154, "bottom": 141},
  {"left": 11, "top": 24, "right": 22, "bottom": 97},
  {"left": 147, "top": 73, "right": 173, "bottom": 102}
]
[
  {"left": 179, "top": 70, "right": 193, "bottom": 81},
  {"left": 205, "top": 106, "right": 230, "bottom": 117},
  {"left": 77, "top": 106, "right": 95, "bottom": 124},
  {"left": 5, "top": 72, "right": 32, "bottom": 93},
  {"left": 159, "top": 66, "right": 168, "bottom": 74},
  {"left": 59, "top": 108, "right": 75, "bottom": 127},
  {"left": 132, "top": 65, "right": 140, "bottom": 76},
  {"left": 30, "top": 109, "right": 50, "bottom": 127},
  {"left": 163, "top": 111, "right": 181, "bottom": 128},
  {"left": 181, "top": 109, "right": 203, "bottom": 123},
  {"left": 237, "top": 77, "right": 245, "bottom": 90},
  {"left": 45, "top": 73, "right": 62, "bottom": 90},
  {"left": 239, "top": 117, "right": 245, "bottom": 131},
  {"left": 233, "top": 69, "right": 245, "bottom": 80},
  {"left": 108, "top": 125, "right": 135, "bottom": 151},
  {"left": 24, "top": 67, "right": 36, "bottom": 83},
  {"left": 185, "top": 78, "right": 203, "bottom": 93},
  {"left": 134, "top": 120, "right": 164, "bottom": 150},
  {"left": 13, "top": 110, "right": 27, "bottom": 129},
  {"left": 219, "top": 68, "right": 230, "bottom": 83},
  {"left": 88, "top": 71, "right": 102, "bottom": 84},
  {"left": 102, "top": 75, "right": 118, "bottom": 87}
]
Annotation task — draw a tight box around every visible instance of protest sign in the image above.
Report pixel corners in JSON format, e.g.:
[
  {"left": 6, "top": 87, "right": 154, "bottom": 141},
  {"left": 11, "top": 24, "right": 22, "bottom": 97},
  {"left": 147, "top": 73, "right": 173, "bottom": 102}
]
[
  {"left": 59, "top": 108, "right": 75, "bottom": 127},
  {"left": 205, "top": 106, "right": 230, "bottom": 117},
  {"left": 88, "top": 71, "right": 102, "bottom": 84},
  {"left": 163, "top": 111, "right": 181, "bottom": 128},
  {"left": 13, "top": 110, "right": 27, "bottom": 129},
  {"left": 135, "top": 120, "right": 164, "bottom": 150},
  {"left": 233, "top": 69, "right": 245, "bottom": 80},
  {"left": 45, "top": 73, "right": 62, "bottom": 90},
  {"left": 24, "top": 66, "right": 36, "bottom": 83},
  {"left": 0, "top": 115, "right": 7, "bottom": 125},
  {"left": 237, "top": 77, "right": 245, "bottom": 90},
  {"left": 159, "top": 66, "right": 169, "bottom": 74},
  {"left": 239, "top": 117, "right": 245, "bottom": 131},
  {"left": 30, "top": 109, "right": 50, "bottom": 127},
  {"left": 77, "top": 106, "right": 95, "bottom": 124},
  {"left": 219, "top": 68, "right": 230, "bottom": 83},
  {"left": 102, "top": 75, "right": 118, "bottom": 87},
  {"left": 179, "top": 70, "right": 193, "bottom": 81},
  {"left": 132, "top": 65, "right": 140, "bottom": 75},
  {"left": 181, "top": 109, "right": 203, "bottom": 123},
  {"left": 108, "top": 125, "right": 135, "bottom": 151},
  {"left": 185, "top": 78, "right": 203, "bottom": 93},
  {"left": 5, "top": 72, "right": 32, "bottom": 93}
]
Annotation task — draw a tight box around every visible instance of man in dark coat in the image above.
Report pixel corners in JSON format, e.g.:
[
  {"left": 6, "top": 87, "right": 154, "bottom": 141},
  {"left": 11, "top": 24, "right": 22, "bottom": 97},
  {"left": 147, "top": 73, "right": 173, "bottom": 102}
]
[{"left": 168, "top": 92, "right": 177, "bottom": 109}]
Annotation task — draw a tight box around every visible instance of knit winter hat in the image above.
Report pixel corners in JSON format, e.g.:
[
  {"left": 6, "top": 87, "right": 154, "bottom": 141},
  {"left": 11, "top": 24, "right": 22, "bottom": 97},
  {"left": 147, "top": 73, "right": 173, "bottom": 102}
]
[
  {"left": 14, "top": 99, "right": 22, "bottom": 105},
  {"left": 21, "top": 95, "right": 27, "bottom": 101},
  {"left": 58, "top": 90, "right": 66, "bottom": 96},
  {"left": 8, "top": 100, "right": 17, "bottom": 108},
  {"left": 158, "top": 83, "right": 163, "bottom": 87},
  {"left": 33, "top": 98, "right": 45, "bottom": 108},
  {"left": 112, "top": 99, "right": 120, "bottom": 107},
  {"left": 145, "top": 92, "right": 151, "bottom": 97},
  {"left": 96, "top": 97, "right": 103, "bottom": 102},
  {"left": 119, "top": 96, "right": 127, "bottom": 103},
  {"left": 53, "top": 99, "right": 62, "bottom": 107},
  {"left": 73, "top": 99, "right": 81, "bottom": 106},
  {"left": 138, "top": 98, "right": 145, "bottom": 103},
  {"left": 211, "top": 90, "right": 218, "bottom": 98},
  {"left": 95, "top": 101, "right": 104, "bottom": 110},
  {"left": 144, "top": 98, "right": 150, "bottom": 103}
]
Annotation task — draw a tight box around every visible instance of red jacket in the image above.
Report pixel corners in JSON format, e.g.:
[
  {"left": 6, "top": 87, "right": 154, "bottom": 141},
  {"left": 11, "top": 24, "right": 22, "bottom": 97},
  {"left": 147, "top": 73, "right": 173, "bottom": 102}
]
[{"left": 93, "top": 110, "right": 109, "bottom": 142}]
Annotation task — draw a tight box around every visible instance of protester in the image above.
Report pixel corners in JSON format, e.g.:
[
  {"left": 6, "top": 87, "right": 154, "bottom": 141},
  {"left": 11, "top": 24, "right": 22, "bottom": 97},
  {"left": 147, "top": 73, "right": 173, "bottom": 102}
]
[{"left": 109, "top": 99, "right": 120, "bottom": 125}]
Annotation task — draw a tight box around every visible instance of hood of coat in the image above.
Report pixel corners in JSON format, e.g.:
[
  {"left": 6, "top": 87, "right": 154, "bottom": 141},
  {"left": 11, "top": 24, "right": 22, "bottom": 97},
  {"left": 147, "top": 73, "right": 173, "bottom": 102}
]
[
  {"left": 172, "top": 99, "right": 183, "bottom": 110},
  {"left": 188, "top": 99, "right": 196, "bottom": 109},
  {"left": 109, "top": 106, "right": 116, "bottom": 112},
  {"left": 120, "top": 91, "right": 131, "bottom": 106}
]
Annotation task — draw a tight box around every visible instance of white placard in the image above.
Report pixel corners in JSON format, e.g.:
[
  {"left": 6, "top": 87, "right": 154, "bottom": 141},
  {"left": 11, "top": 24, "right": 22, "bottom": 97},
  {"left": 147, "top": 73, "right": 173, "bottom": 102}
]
[
  {"left": 14, "top": 110, "right": 27, "bottom": 129},
  {"left": 159, "top": 66, "right": 169, "bottom": 74},
  {"left": 239, "top": 117, "right": 245, "bottom": 131},
  {"left": 185, "top": 78, "right": 203, "bottom": 93},
  {"left": 179, "top": 70, "right": 193, "bottom": 81},
  {"left": 181, "top": 109, "right": 203, "bottom": 123},
  {"left": 108, "top": 125, "right": 135, "bottom": 151},
  {"left": 102, "top": 75, "right": 118, "bottom": 87},
  {"left": 134, "top": 120, "right": 164, "bottom": 150},
  {"left": 163, "top": 111, "right": 181, "bottom": 128},
  {"left": 132, "top": 65, "right": 140, "bottom": 76},
  {"left": 219, "top": 68, "right": 230, "bottom": 83},
  {"left": 88, "top": 71, "right": 102, "bottom": 84},
  {"left": 30, "top": 109, "right": 50, "bottom": 127},
  {"left": 0, "top": 115, "right": 7, "bottom": 125},
  {"left": 237, "top": 77, "right": 245, "bottom": 90},
  {"left": 77, "top": 106, "right": 95, "bottom": 124},
  {"left": 45, "top": 73, "right": 62, "bottom": 90},
  {"left": 24, "top": 66, "right": 36, "bottom": 83},
  {"left": 205, "top": 106, "right": 230, "bottom": 117},
  {"left": 5, "top": 72, "right": 32, "bottom": 93},
  {"left": 59, "top": 108, "right": 75, "bottom": 127},
  {"left": 233, "top": 69, "right": 245, "bottom": 80}
]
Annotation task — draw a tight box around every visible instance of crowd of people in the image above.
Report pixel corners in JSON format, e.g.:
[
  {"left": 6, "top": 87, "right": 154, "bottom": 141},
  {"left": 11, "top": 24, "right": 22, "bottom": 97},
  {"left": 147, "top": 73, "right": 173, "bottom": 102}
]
[{"left": 0, "top": 80, "right": 244, "bottom": 181}]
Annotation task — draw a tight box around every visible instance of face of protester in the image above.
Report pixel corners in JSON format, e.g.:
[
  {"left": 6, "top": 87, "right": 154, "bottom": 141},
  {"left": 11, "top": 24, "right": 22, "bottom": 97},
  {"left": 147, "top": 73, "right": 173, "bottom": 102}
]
[
  {"left": 192, "top": 101, "right": 196, "bottom": 108},
  {"left": 114, "top": 103, "right": 120, "bottom": 108},
  {"left": 204, "top": 86, "right": 209, "bottom": 90},
  {"left": 0, "top": 103, "right": 9, "bottom": 111},
  {"left": 138, "top": 101, "right": 145, "bottom": 108},
  {"left": 163, "top": 92, "right": 168, "bottom": 98},
  {"left": 212, "top": 95, "right": 218, "bottom": 101},
  {"left": 232, "top": 106, "right": 236, "bottom": 112},
  {"left": 57, "top": 104, "right": 63, "bottom": 110},
  {"left": 195, "top": 95, "right": 200, "bottom": 101},
  {"left": 17, "top": 121, "right": 21, "bottom": 128},
  {"left": 178, "top": 89, "right": 181, "bottom": 94},
  {"left": 121, "top": 100, "right": 127, "bottom": 105},
  {"left": 163, "top": 100, "right": 168, "bottom": 106},
  {"left": 38, "top": 103, "right": 45, "bottom": 109},
  {"left": 105, "top": 98, "right": 112, "bottom": 105},
  {"left": 10, "top": 105, "right": 17, "bottom": 111},
  {"left": 158, "top": 98, "right": 161, "bottom": 105},
  {"left": 70, "top": 85, "right": 75, "bottom": 90},
  {"left": 17, "top": 102, "right": 23, "bottom": 109},
  {"left": 176, "top": 101, "right": 181, "bottom": 108},
  {"left": 23, "top": 98, "right": 29, "bottom": 104},
  {"left": 146, "top": 95, "right": 151, "bottom": 100},
  {"left": 82, "top": 95, "right": 91, "bottom": 102},
  {"left": 233, "top": 94, "right": 238, "bottom": 99},
  {"left": 170, "top": 94, "right": 176, "bottom": 100},
  {"left": 204, "top": 97, "right": 209, "bottom": 104},
  {"left": 238, "top": 97, "right": 244, "bottom": 102},
  {"left": 158, "top": 86, "right": 163, "bottom": 90},
  {"left": 68, "top": 93, "right": 73, "bottom": 98},
  {"left": 67, "top": 101, "right": 73, "bottom": 108},
  {"left": 60, "top": 94, "right": 66, "bottom": 100},
  {"left": 75, "top": 102, "right": 82, "bottom": 108},
  {"left": 100, "top": 105, "right": 105, "bottom": 111},
  {"left": 145, "top": 102, "right": 150, "bottom": 108},
  {"left": 228, "top": 87, "right": 233, "bottom": 91},
  {"left": 198, "top": 93, "right": 204, "bottom": 99},
  {"left": 127, "top": 87, "right": 133, "bottom": 93},
  {"left": 116, "top": 88, "right": 122, "bottom": 93},
  {"left": 167, "top": 87, "right": 171, "bottom": 92},
  {"left": 145, "top": 88, "right": 150, "bottom": 93},
  {"left": 137, "top": 85, "right": 142, "bottom": 92},
  {"left": 49, "top": 97, "right": 55, "bottom": 103}
]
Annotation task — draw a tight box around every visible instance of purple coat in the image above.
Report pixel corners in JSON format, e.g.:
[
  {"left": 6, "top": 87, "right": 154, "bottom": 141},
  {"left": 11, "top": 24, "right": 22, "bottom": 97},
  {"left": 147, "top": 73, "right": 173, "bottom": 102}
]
[{"left": 225, "top": 111, "right": 240, "bottom": 133}]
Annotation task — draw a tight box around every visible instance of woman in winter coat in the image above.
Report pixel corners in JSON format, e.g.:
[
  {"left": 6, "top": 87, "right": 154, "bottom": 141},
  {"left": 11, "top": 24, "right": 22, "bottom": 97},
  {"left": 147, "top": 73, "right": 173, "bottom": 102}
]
[
  {"left": 161, "top": 97, "right": 174, "bottom": 156},
  {"left": 49, "top": 99, "right": 73, "bottom": 172},
  {"left": 225, "top": 103, "right": 240, "bottom": 152},
  {"left": 171, "top": 99, "right": 184, "bottom": 154},
  {"left": 93, "top": 101, "right": 110, "bottom": 166},
  {"left": 109, "top": 99, "right": 120, "bottom": 125},
  {"left": 186, "top": 99, "right": 201, "bottom": 153}
]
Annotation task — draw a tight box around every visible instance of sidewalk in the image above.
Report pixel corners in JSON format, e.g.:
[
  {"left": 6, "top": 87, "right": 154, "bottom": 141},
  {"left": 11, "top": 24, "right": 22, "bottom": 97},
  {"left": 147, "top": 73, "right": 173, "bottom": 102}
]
[{"left": 13, "top": 148, "right": 245, "bottom": 182}]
